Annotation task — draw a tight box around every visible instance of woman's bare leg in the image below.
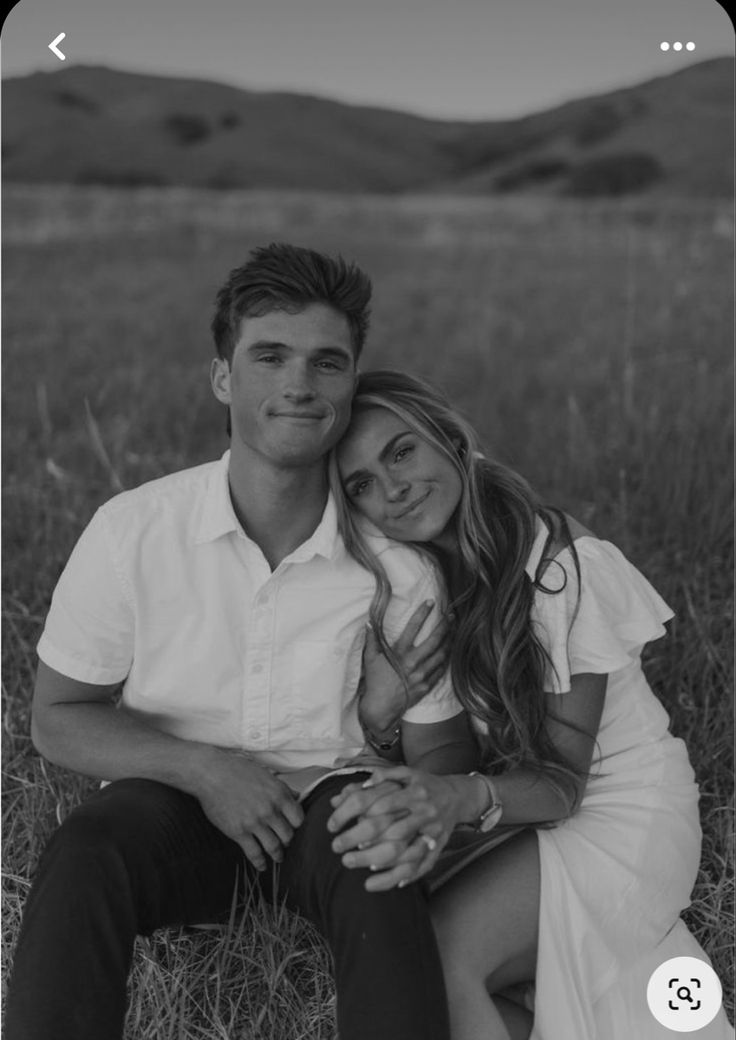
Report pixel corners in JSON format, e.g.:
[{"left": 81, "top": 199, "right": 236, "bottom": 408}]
[
  {"left": 430, "top": 831, "right": 540, "bottom": 1040},
  {"left": 495, "top": 996, "right": 534, "bottom": 1040}
]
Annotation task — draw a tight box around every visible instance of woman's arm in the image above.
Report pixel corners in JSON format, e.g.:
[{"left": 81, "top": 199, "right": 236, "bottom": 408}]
[
  {"left": 328, "top": 672, "right": 606, "bottom": 889},
  {"left": 477, "top": 672, "right": 607, "bottom": 823},
  {"left": 402, "top": 712, "right": 480, "bottom": 775}
]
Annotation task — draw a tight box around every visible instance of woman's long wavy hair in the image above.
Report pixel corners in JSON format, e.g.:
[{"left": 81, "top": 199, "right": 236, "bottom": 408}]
[{"left": 329, "top": 370, "right": 585, "bottom": 790}]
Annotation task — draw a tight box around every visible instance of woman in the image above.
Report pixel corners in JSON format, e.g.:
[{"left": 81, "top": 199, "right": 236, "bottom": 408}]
[{"left": 326, "top": 371, "right": 732, "bottom": 1040}]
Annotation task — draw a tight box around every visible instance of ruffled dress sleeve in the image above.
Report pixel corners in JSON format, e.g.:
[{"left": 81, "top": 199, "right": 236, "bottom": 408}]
[{"left": 528, "top": 527, "right": 674, "bottom": 694}]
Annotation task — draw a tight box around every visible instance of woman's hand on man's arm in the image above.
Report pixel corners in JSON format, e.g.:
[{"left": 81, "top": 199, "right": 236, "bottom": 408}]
[{"left": 358, "top": 601, "right": 451, "bottom": 738}]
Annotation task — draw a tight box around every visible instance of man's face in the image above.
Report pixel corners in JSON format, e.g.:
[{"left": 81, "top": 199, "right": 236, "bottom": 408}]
[{"left": 211, "top": 303, "right": 357, "bottom": 469}]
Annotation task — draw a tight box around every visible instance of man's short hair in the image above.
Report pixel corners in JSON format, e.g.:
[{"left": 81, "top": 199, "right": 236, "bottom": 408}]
[{"left": 211, "top": 243, "right": 372, "bottom": 363}]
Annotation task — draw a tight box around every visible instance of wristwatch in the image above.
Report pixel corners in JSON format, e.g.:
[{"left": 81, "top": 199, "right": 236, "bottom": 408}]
[
  {"left": 361, "top": 719, "right": 401, "bottom": 752},
  {"left": 469, "top": 772, "right": 504, "bottom": 832}
]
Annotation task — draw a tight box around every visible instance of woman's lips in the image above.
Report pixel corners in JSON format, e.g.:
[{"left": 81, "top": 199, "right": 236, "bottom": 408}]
[{"left": 394, "top": 488, "right": 431, "bottom": 520}]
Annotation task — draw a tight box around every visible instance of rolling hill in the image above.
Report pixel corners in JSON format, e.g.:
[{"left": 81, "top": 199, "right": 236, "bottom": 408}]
[{"left": 2, "top": 58, "right": 733, "bottom": 197}]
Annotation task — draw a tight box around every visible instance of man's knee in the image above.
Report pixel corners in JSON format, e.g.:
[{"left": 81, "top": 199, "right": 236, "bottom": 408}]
[
  {"left": 41, "top": 779, "right": 182, "bottom": 887},
  {"left": 284, "top": 781, "right": 426, "bottom": 919}
]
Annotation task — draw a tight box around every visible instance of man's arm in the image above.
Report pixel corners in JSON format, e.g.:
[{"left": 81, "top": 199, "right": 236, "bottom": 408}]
[{"left": 32, "top": 661, "right": 304, "bottom": 871}]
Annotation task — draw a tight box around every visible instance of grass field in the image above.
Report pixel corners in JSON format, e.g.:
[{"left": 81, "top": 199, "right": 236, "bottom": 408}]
[{"left": 2, "top": 184, "right": 734, "bottom": 1035}]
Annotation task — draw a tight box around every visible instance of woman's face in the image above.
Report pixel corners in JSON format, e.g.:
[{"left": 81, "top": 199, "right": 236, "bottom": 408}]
[{"left": 337, "top": 407, "right": 463, "bottom": 544}]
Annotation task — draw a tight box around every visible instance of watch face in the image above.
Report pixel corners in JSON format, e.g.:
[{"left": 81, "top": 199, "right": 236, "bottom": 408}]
[{"left": 479, "top": 804, "right": 503, "bottom": 832}]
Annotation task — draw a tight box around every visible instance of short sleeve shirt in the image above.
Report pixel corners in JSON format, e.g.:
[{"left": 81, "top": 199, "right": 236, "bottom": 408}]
[{"left": 37, "top": 452, "right": 460, "bottom": 773}]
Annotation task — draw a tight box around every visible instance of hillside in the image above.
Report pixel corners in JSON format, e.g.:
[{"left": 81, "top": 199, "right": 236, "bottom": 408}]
[{"left": 2, "top": 58, "right": 733, "bottom": 197}]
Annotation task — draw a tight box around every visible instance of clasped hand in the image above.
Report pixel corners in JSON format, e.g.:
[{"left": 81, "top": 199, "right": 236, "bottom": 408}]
[{"left": 327, "top": 766, "right": 462, "bottom": 891}]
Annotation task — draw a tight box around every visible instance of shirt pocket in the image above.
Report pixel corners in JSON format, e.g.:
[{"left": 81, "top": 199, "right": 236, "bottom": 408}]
[{"left": 279, "top": 635, "right": 364, "bottom": 750}]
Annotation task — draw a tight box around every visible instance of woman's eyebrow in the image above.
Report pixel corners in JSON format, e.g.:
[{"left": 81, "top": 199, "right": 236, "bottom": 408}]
[
  {"left": 342, "top": 432, "right": 408, "bottom": 485},
  {"left": 342, "top": 469, "right": 369, "bottom": 488},
  {"left": 377, "top": 432, "right": 410, "bottom": 463}
]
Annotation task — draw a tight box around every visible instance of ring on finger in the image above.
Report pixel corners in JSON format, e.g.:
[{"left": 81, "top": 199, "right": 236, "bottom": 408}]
[{"left": 418, "top": 833, "right": 438, "bottom": 852}]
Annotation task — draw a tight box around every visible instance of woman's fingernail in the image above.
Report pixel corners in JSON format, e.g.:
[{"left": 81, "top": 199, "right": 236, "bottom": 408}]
[
  {"left": 369, "top": 864, "right": 379, "bottom": 872},
  {"left": 361, "top": 778, "right": 375, "bottom": 788},
  {"left": 343, "top": 854, "right": 355, "bottom": 867},
  {"left": 398, "top": 879, "right": 408, "bottom": 888},
  {"left": 424, "top": 600, "right": 434, "bottom": 608},
  {"left": 358, "top": 841, "right": 369, "bottom": 850}
]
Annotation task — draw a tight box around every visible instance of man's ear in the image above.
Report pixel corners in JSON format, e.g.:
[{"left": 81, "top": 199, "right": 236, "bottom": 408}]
[
  {"left": 210, "top": 357, "right": 231, "bottom": 405},
  {"left": 352, "top": 367, "right": 361, "bottom": 397}
]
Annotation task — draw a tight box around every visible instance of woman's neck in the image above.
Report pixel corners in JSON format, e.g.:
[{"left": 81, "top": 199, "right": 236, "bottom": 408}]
[
  {"left": 429, "top": 530, "right": 465, "bottom": 603},
  {"left": 430, "top": 525, "right": 459, "bottom": 556}
]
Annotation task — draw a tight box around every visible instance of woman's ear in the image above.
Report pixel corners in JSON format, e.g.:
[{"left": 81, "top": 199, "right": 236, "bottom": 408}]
[{"left": 210, "top": 357, "right": 231, "bottom": 405}]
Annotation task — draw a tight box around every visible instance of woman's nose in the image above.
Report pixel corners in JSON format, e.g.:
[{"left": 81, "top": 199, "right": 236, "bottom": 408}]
[{"left": 385, "top": 477, "right": 411, "bottom": 502}]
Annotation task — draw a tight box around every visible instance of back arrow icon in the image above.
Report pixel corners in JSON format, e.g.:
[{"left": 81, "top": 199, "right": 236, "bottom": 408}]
[{"left": 49, "top": 33, "right": 66, "bottom": 60}]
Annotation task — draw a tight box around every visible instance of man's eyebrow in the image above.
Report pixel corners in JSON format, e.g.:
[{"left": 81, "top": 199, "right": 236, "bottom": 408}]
[
  {"left": 314, "top": 346, "right": 354, "bottom": 361},
  {"left": 343, "top": 432, "right": 409, "bottom": 485},
  {"left": 245, "top": 345, "right": 351, "bottom": 357},
  {"left": 246, "top": 341, "right": 353, "bottom": 359},
  {"left": 246, "top": 340, "right": 289, "bottom": 353}
]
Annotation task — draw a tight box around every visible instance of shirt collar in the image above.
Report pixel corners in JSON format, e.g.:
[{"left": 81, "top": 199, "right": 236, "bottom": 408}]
[
  {"left": 287, "top": 494, "right": 340, "bottom": 563},
  {"left": 195, "top": 449, "right": 341, "bottom": 561},
  {"left": 195, "top": 450, "right": 241, "bottom": 545},
  {"left": 525, "top": 515, "right": 550, "bottom": 580}
]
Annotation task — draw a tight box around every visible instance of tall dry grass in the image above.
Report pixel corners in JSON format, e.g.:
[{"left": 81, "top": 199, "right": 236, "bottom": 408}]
[{"left": 2, "top": 185, "right": 733, "bottom": 1034}]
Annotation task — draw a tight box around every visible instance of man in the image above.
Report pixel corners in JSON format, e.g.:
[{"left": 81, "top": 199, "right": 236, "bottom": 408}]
[{"left": 4, "top": 244, "right": 464, "bottom": 1040}]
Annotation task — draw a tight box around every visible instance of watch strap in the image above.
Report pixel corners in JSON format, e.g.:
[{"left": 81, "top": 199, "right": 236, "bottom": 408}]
[
  {"left": 469, "top": 771, "right": 504, "bottom": 831},
  {"left": 362, "top": 722, "right": 401, "bottom": 752}
]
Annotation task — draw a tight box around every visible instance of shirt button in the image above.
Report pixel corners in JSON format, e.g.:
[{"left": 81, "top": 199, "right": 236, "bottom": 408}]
[
  {"left": 252, "top": 663, "right": 263, "bottom": 674},
  {"left": 250, "top": 730, "right": 262, "bottom": 740}
]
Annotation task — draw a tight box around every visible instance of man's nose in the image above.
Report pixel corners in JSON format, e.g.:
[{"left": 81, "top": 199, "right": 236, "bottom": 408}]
[{"left": 283, "top": 361, "right": 316, "bottom": 400}]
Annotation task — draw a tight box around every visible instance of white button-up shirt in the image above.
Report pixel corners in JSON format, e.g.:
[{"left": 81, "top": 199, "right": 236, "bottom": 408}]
[{"left": 37, "top": 452, "right": 459, "bottom": 778}]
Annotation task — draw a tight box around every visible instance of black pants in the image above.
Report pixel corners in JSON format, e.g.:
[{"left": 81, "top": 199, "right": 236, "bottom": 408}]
[{"left": 4, "top": 775, "right": 449, "bottom": 1040}]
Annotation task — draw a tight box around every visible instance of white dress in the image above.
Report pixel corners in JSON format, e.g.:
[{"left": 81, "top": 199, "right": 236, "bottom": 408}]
[{"left": 523, "top": 524, "right": 733, "bottom": 1039}]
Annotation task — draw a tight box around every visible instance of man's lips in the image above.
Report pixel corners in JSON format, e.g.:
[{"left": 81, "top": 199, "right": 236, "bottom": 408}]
[
  {"left": 392, "top": 489, "right": 431, "bottom": 520},
  {"left": 271, "top": 411, "right": 326, "bottom": 421}
]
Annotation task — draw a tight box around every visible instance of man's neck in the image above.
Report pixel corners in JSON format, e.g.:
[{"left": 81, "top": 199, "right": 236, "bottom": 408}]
[{"left": 227, "top": 445, "right": 330, "bottom": 570}]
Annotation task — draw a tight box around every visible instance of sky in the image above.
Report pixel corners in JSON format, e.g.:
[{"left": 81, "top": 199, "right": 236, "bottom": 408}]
[{"left": 1, "top": 0, "right": 733, "bottom": 119}]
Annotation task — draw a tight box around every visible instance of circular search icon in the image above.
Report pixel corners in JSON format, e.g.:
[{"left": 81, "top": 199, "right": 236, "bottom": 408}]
[{"left": 647, "top": 956, "right": 723, "bottom": 1032}]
